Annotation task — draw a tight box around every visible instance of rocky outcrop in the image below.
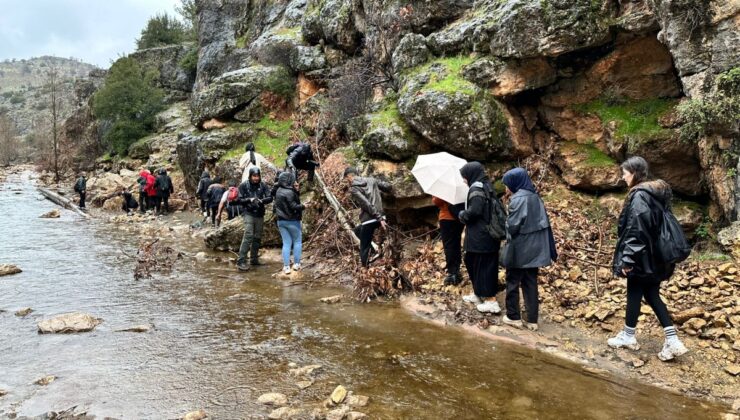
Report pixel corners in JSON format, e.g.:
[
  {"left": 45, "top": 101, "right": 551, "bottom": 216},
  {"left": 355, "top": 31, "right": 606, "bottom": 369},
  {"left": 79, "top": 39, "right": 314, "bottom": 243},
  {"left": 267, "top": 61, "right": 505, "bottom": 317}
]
[
  {"left": 361, "top": 103, "right": 423, "bottom": 161},
  {"left": 392, "top": 34, "right": 430, "bottom": 73},
  {"left": 129, "top": 44, "right": 195, "bottom": 97},
  {"left": 554, "top": 142, "right": 623, "bottom": 191},
  {"left": 204, "top": 212, "right": 281, "bottom": 251}
]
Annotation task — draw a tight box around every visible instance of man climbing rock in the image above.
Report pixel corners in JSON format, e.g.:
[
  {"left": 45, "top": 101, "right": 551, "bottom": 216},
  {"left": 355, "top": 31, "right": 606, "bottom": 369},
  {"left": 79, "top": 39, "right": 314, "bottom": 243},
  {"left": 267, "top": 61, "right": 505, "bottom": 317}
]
[
  {"left": 286, "top": 140, "right": 319, "bottom": 182},
  {"left": 236, "top": 167, "right": 273, "bottom": 271},
  {"left": 343, "top": 167, "right": 392, "bottom": 267},
  {"left": 73, "top": 172, "right": 87, "bottom": 209}
]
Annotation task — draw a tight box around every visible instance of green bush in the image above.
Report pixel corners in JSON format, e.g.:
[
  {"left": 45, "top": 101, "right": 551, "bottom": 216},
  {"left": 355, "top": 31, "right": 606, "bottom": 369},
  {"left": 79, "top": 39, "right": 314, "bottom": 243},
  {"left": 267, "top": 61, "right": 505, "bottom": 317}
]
[
  {"left": 9, "top": 93, "right": 25, "bottom": 104},
  {"left": 179, "top": 46, "right": 198, "bottom": 77},
  {"left": 677, "top": 67, "right": 740, "bottom": 143},
  {"left": 136, "top": 13, "right": 187, "bottom": 50},
  {"left": 93, "top": 57, "right": 165, "bottom": 156}
]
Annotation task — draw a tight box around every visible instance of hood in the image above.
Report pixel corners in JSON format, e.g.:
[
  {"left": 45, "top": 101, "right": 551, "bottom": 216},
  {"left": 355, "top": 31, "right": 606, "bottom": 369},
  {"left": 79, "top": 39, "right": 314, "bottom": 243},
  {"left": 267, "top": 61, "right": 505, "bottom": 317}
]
[
  {"left": 631, "top": 179, "right": 672, "bottom": 206},
  {"left": 248, "top": 166, "right": 262, "bottom": 183},
  {"left": 159, "top": 169, "right": 167, "bottom": 175},
  {"left": 502, "top": 167, "right": 536, "bottom": 194},
  {"left": 460, "top": 162, "right": 488, "bottom": 186},
  {"left": 278, "top": 171, "right": 295, "bottom": 188},
  {"left": 351, "top": 176, "right": 369, "bottom": 189},
  {"left": 139, "top": 170, "right": 150, "bottom": 177},
  {"left": 201, "top": 170, "right": 210, "bottom": 179}
]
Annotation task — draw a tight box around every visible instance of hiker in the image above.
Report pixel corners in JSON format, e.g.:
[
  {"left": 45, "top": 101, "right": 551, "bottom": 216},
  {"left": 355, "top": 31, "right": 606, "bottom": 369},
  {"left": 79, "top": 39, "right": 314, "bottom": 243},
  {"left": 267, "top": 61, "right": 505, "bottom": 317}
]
[
  {"left": 274, "top": 171, "right": 305, "bottom": 274},
  {"left": 433, "top": 196, "right": 465, "bottom": 285},
  {"left": 137, "top": 169, "right": 152, "bottom": 213},
  {"left": 156, "top": 168, "right": 174, "bottom": 214},
  {"left": 457, "top": 162, "right": 502, "bottom": 314},
  {"left": 217, "top": 180, "right": 242, "bottom": 223},
  {"left": 73, "top": 172, "right": 87, "bottom": 209},
  {"left": 196, "top": 170, "right": 213, "bottom": 217},
  {"left": 118, "top": 189, "right": 138, "bottom": 214},
  {"left": 609, "top": 156, "right": 689, "bottom": 361},
  {"left": 343, "top": 167, "right": 392, "bottom": 268},
  {"left": 500, "top": 168, "right": 557, "bottom": 331},
  {"left": 286, "top": 140, "right": 319, "bottom": 182},
  {"left": 146, "top": 167, "right": 161, "bottom": 214},
  {"left": 206, "top": 177, "right": 226, "bottom": 226},
  {"left": 236, "top": 167, "right": 273, "bottom": 271},
  {"left": 240, "top": 142, "right": 277, "bottom": 184}
]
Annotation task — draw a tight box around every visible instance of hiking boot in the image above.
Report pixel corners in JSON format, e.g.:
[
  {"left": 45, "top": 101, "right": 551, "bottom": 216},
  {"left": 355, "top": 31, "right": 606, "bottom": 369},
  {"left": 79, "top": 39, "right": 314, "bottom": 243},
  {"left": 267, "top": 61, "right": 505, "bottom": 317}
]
[
  {"left": 463, "top": 294, "right": 482, "bottom": 304},
  {"left": 607, "top": 331, "right": 640, "bottom": 350},
  {"left": 250, "top": 260, "right": 262, "bottom": 266},
  {"left": 476, "top": 300, "right": 501, "bottom": 314},
  {"left": 237, "top": 263, "right": 250, "bottom": 272},
  {"left": 282, "top": 266, "right": 291, "bottom": 275},
  {"left": 444, "top": 273, "right": 461, "bottom": 286},
  {"left": 524, "top": 322, "right": 539, "bottom": 332},
  {"left": 502, "top": 315, "right": 523, "bottom": 329},
  {"left": 658, "top": 339, "right": 688, "bottom": 361}
]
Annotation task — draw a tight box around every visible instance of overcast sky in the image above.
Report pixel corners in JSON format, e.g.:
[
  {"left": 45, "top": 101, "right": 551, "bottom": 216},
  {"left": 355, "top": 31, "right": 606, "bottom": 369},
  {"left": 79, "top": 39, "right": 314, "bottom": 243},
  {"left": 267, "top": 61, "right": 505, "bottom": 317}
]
[{"left": 0, "top": 0, "right": 182, "bottom": 68}]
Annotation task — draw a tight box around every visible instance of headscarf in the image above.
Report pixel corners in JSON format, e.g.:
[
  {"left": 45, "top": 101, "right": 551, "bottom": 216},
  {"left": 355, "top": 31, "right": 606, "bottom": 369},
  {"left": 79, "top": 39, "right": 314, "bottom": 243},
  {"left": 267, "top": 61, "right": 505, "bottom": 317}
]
[
  {"left": 460, "top": 162, "right": 489, "bottom": 186},
  {"left": 278, "top": 171, "right": 295, "bottom": 189},
  {"left": 502, "top": 167, "right": 536, "bottom": 194},
  {"left": 245, "top": 142, "right": 256, "bottom": 166}
]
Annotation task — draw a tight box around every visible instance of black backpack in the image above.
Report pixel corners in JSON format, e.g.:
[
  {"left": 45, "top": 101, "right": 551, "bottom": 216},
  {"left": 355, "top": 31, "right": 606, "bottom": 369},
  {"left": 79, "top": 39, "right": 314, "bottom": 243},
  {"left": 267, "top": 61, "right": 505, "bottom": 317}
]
[
  {"left": 469, "top": 189, "right": 507, "bottom": 240},
  {"left": 654, "top": 200, "right": 691, "bottom": 264}
]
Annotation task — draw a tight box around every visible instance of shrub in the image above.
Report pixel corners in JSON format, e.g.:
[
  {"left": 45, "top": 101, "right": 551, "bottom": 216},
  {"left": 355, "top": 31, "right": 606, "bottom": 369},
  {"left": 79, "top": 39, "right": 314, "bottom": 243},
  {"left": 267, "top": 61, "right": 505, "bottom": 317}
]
[
  {"left": 136, "top": 13, "right": 187, "bottom": 50},
  {"left": 677, "top": 67, "right": 740, "bottom": 143},
  {"left": 179, "top": 46, "right": 198, "bottom": 77}
]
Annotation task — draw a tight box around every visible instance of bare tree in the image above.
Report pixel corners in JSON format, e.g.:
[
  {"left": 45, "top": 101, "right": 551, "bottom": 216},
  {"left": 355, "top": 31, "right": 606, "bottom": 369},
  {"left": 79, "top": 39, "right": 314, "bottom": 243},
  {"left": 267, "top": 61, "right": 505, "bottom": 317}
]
[
  {"left": 46, "top": 65, "right": 62, "bottom": 183},
  {"left": 0, "top": 115, "right": 19, "bottom": 166}
]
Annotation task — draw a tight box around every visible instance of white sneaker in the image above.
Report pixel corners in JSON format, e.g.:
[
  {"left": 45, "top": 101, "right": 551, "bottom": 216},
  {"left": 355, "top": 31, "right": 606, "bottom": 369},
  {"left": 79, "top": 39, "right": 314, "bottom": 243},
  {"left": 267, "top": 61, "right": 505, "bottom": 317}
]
[
  {"left": 282, "top": 266, "right": 291, "bottom": 275},
  {"left": 476, "top": 300, "right": 501, "bottom": 314},
  {"left": 607, "top": 331, "right": 640, "bottom": 350},
  {"left": 658, "top": 339, "right": 688, "bottom": 361},
  {"left": 292, "top": 263, "right": 302, "bottom": 271},
  {"left": 463, "top": 294, "right": 482, "bottom": 304},
  {"left": 502, "top": 315, "right": 522, "bottom": 328}
]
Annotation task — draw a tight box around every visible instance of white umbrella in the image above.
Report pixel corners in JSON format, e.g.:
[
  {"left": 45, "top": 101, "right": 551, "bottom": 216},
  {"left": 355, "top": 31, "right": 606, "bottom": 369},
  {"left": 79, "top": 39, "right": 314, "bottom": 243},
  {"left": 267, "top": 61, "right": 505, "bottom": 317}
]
[{"left": 411, "top": 152, "right": 469, "bottom": 205}]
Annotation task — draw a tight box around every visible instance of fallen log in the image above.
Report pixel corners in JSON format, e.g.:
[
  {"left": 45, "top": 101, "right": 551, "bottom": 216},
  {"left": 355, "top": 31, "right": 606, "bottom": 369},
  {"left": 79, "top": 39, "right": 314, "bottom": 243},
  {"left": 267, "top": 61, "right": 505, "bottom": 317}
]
[
  {"left": 314, "top": 172, "right": 360, "bottom": 246},
  {"left": 37, "top": 187, "right": 91, "bottom": 219}
]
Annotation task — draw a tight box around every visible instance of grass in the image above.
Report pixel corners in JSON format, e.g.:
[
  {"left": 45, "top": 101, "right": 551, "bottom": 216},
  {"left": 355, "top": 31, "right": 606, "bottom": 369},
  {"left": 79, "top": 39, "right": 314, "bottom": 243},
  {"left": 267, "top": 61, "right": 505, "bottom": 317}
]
[
  {"left": 274, "top": 27, "right": 302, "bottom": 39},
  {"left": 254, "top": 117, "right": 293, "bottom": 163},
  {"left": 693, "top": 252, "right": 732, "bottom": 262},
  {"left": 576, "top": 98, "right": 677, "bottom": 145},
  {"left": 561, "top": 141, "right": 616, "bottom": 168},
  {"left": 405, "top": 55, "right": 478, "bottom": 96}
]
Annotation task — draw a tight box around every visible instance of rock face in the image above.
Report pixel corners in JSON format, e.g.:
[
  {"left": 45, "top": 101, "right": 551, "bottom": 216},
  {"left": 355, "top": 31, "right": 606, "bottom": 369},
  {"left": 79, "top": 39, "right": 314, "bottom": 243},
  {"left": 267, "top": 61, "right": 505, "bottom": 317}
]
[
  {"left": 0, "top": 264, "right": 22, "bottom": 277},
  {"left": 554, "top": 142, "right": 622, "bottom": 191},
  {"left": 129, "top": 44, "right": 195, "bottom": 97},
  {"left": 37, "top": 312, "right": 102, "bottom": 334}
]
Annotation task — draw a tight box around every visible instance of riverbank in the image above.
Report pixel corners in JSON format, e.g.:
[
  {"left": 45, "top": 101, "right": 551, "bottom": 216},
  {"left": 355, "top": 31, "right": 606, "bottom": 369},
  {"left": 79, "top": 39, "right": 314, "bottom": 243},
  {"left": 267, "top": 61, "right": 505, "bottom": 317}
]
[{"left": 15, "top": 164, "right": 740, "bottom": 417}]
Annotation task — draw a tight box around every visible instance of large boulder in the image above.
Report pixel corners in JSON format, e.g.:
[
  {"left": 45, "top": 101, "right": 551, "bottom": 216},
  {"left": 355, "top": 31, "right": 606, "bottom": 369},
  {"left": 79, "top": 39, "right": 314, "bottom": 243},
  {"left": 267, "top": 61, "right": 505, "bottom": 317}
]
[
  {"left": 361, "top": 103, "right": 422, "bottom": 161},
  {"left": 424, "top": 0, "right": 502, "bottom": 54},
  {"left": 462, "top": 57, "right": 557, "bottom": 97},
  {"left": 190, "top": 66, "right": 294, "bottom": 127},
  {"left": 303, "top": 0, "right": 362, "bottom": 53},
  {"left": 397, "top": 58, "right": 512, "bottom": 160},
  {"left": 364, "top": 160, "right": 430, "bottom": 225},
  {"left": 554, "top": 142, "right": 622, "bottom": 191},
  {"left": 129, "top": 44, "right": 195, "bottom": 96},
  {"left": 204, "top": 212, "right": 282, "bottom": 251},
  {"left": 628, "top": 138, "right": 703, "bottom": 197},
  {"left": 392, "top": 34, "right": 431, "bottom": 73},
  {"left": 37, "top": 312, "right": 102, "bottom": 334}
]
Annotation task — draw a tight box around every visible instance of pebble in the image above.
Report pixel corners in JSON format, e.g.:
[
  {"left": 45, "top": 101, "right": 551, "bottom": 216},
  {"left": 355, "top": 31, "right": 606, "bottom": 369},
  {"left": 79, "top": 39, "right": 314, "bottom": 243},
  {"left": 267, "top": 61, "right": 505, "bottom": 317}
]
[
  {"left": 346, "top": 394, "right": 369, "bottom": 408},
  {"left": 725, "top": 364, "right": 740, "bottom": 376},
  {"left": 182, "top": 409, "right": 207, "bottom": 420},
  {"left": 320, "top": 295, "right": 342, "bottom": 304},
  {"left": 39, "top": 209, "right": 61, "bottom": 218},
  {"left": 296, "top": 380, "right": 313, "bottom": 390},
  {"left": 289, "top": 364, "right": 322, "bottom": 377},
  {"left": 0, "top": 264, "right": 22, "bottom": 277},
  {"left": 35, "top": 375, "right": 56, "bottom": 386},
  {"left": 258, "top": 392, "right": 288, "bottom": 406},
  {"left": 330, "top": 385, "right": 348, "bottom": 404}
]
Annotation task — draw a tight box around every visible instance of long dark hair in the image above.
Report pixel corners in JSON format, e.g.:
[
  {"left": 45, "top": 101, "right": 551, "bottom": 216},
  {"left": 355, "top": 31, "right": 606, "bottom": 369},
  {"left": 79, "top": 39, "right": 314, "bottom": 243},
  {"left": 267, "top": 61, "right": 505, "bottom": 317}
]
[{"left": 621, "top": 156, "right": 649, "bottom": 186}]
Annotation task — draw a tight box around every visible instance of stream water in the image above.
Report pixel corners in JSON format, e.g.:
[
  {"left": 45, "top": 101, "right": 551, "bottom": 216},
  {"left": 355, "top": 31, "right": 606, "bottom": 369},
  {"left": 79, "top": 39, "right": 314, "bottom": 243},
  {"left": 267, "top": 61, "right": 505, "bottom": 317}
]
[{"left": 0, "top": 171, "right": 728, "bottom": 419}]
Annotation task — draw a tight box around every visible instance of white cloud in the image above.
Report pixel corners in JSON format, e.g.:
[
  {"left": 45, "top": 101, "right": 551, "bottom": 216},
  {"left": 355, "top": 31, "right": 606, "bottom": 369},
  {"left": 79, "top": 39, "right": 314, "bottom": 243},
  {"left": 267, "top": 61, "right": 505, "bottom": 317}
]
[{"left": 0, "top": 0, "right": 182, "bottom": 68}]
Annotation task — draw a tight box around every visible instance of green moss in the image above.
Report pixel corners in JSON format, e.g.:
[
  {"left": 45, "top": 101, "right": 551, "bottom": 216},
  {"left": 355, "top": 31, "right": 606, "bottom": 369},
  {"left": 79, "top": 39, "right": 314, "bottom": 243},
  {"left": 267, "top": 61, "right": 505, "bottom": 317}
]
[
  {"left": 693, "top": 252, "right": 732, "bottom": 262},
  {"left": 368, "top": 102, "right": 408, "bottom": 131},
  {"left": 404, "top": 55, "right": 478, "bottom": 96},
  {"left": 254, "top": 117, "right": 293, "bottom": 163},
  {"left": 265, "top": 66, "right": 295, "bottom": 99},
  {"left": 235, "top": 35, "right": 248, "bottom": 49},
  {"left": 576, "top": 98, "right": 677, "bottom": 145},
  {"left": 562, "top": 141, "right": 616, "bottom": 168},
  {"left": 218, "top": 146, "right": 244, "bottom": 163}
]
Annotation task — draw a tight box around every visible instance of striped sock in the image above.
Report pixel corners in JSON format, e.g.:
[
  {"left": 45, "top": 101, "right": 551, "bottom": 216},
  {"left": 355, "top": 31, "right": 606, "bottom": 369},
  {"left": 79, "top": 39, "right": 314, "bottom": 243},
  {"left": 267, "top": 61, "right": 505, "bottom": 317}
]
[
  {"left": 664, "top": 326, "right": 678, "bottom": 342},
  {"left": 623, "top": 325, "right": 636, "bottom": 338}
]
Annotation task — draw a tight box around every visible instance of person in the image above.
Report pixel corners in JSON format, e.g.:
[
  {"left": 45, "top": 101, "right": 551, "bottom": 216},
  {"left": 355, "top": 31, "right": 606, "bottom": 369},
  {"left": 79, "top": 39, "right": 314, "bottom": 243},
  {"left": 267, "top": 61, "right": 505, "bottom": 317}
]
[
  {"left": 196, "top": 170, "right": 213, "bottom": 217},
  {"left": 217, "top": 181, "right": 242, "bottom": 223},
  {"left": 286, "top": 140, "right": 319, "bottom": 182},
  {"left": 146, "top": 167, "right": 160, "bottom": 214},
  {"left": 119, "top": 189, "right": 139, "bottom": 214},
  {"left": 457, "top": 162, "right": 501, "bottom": 314},
  {"left": 433, "top": 196, "right": 465, "bottom": 285},
  {"left": 73, "top": 172, "right": 87, "bottom": 209},
  {"left": 500, "top": 168, "right": 557, "bottom": 331},
  {"left": 274, "top": 171, "right": 305, "bottom": 274},
  {"left": 155, "top": 168, "right": 174, "bottom": 214},
  {"left": 343, "top": 167, "right": 392, "bottom": 267},
  {"left": 137, "top": 169, "right": 153, "bottom": 213},
  {"left": 609, "top": 156, "right": 688, "bottom": 361},
  {"left": 236, "top": 167, "right": 273, "bottom": 271},
  {"left": 206, "top": 177, "right": 226, "bottom": 226},
  {"left": 240, "top": 142, "right": 277, "bottom": 184}
]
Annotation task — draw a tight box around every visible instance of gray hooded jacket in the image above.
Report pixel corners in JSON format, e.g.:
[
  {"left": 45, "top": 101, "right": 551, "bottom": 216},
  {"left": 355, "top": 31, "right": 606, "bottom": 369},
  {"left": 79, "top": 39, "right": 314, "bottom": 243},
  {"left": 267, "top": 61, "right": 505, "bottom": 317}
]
[
  {"left": 350, "top": 176, "right": 392, "bottom": 223},
  {"left": 502, "top": 189, "right": 556, "bottom": 269}
]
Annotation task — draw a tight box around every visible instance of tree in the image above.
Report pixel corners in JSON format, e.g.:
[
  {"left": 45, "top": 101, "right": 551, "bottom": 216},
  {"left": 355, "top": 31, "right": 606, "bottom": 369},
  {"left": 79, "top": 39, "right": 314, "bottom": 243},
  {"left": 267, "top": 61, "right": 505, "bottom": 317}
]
[
  {"left": 136, "top": 13, "right": 187, "bottom": 50},
  {"left": 176, "top": 0, "right": 198, "bottom": 41},
  {"left": 93, "top": 57, "right": 164, "bottom": 156},
  {"left": 46, "top": 65, "right": 62, "bottom": 182},
  {"left": 0, "top": 115, "right": 19, "bottom": 166}
]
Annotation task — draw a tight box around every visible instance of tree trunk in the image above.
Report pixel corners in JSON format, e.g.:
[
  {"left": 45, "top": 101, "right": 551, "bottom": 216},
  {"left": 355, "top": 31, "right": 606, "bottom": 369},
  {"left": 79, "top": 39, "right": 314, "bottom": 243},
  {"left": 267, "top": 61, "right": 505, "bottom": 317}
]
[{"left": 37, "top": 187, "right": 90, "bottom": 219}]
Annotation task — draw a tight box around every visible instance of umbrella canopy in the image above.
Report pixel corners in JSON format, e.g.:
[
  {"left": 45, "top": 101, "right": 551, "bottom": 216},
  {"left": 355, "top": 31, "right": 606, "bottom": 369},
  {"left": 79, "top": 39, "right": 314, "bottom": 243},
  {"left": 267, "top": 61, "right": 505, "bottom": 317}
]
[{"left": 411, "top": 152, "right": 469, "bottom": 205}]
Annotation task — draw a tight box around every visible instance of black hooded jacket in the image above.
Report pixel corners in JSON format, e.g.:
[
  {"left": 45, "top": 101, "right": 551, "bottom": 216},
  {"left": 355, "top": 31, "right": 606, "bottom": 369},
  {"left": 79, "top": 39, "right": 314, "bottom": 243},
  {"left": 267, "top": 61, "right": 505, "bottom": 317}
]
[
  {"left": 458, "top": 162, "right": 499, "bottom": 253},
  {"left": 286, "top": 142, "right": 314, "bottom": 170},
  {"left": 196, "top": 171, "right": 212, "bottom": 200},
  {"left": 613, "top": 180, "right": 676, "bottom": 281},
  {"left": 274, "top": 172, "right": 304, "bottom": 221},
  {"left": 238, "top": 167, "right": 273, "bottom": 217}
]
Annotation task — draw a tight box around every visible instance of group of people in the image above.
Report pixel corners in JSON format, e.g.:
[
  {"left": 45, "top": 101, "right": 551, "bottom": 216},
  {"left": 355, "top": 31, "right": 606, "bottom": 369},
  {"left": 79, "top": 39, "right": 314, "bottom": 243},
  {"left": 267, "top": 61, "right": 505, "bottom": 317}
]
[
  {"left": 431, "top": 157, "right": 688, "bottom": 361},
  {"left": 134, "top": 168, "right": 174, "bottom": 215}
]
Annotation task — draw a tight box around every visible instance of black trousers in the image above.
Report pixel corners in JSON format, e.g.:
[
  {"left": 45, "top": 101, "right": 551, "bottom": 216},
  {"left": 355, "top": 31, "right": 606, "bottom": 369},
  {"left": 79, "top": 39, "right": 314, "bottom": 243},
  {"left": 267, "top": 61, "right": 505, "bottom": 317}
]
[
  {"left": 354, "top": 221, "right": 379, "bottom": 267},
  {"left": 439, "top": 220, "right": 464, "bottom": 275},
  {"left": 152, "top": 196, "right": 162, "bottom": 214},
  {"left": 625, "top": 277, "right": 673, "bottom": 328},
  {"left": 200, "top": 198, "right": 208, "bottom": 214},
  {"left": 210, "top": 206, "right": 219, "bottom": 225},
  {"left": 161, "top": 194, "right": 170, "bottom": 213},
  {"left": 139, "top": 192, "right": 148, "bottom": 213},
  {"left": 464, "top": 245, "right": 500, "bottom": 298},
  {"left": 506, "top": 268, "right": 539, "bottom": 323},
  {"left": 78, "top": 191, "right": 86, "bottom": 208}
]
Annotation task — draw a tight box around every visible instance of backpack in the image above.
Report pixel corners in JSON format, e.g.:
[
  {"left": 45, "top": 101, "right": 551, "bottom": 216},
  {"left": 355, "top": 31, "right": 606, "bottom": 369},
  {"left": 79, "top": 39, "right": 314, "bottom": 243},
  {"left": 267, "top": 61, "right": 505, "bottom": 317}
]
[
  {"left": 469, "top": 189, "right": 507, "bottom": 240},
  {"left": 654, "top": 201, "right": 691, "bottom": 264},
  {"left": 226, "top": 187, "right": 239, "bottom": 203}
]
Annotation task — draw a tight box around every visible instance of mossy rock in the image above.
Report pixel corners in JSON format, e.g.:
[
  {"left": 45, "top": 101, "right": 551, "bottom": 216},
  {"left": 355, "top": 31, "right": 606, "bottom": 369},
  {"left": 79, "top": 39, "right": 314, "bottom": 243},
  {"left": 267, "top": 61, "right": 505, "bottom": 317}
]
[
  {"left": 555, "top": 141, "right": 622, "bottom": 191},
  {"left": 361, "top": 103, "right": 420, "bottom": 161},
  {"left": 128, "top": 137, "right": 154, "bottom": 160}
]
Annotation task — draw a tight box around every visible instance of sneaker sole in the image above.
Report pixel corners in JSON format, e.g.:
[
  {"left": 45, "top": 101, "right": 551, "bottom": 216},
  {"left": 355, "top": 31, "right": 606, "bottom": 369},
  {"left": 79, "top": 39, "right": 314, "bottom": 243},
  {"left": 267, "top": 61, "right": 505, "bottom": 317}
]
[
  {"left": 502, "top": 320, "right": 523, "bottom": 329},
  {"left": 659, "top": 347, "right": 688, "bottom": 362},
  {"left": 608, "top": 342, "right": 641, "bottom": 351}
]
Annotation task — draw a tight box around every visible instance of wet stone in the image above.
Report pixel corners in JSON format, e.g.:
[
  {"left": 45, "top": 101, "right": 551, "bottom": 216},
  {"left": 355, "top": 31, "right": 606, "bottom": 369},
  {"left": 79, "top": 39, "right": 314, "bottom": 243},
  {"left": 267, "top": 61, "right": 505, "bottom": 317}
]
[
  {"left": 346, "top": 394, "right": 369, "bottom": 408},
  {"left": 268, "top": 407, "right": 303, "bottom": 420},
  {"left": 39, "top": 209, "right": 61, "bottom": 218},
  {"left": 347, "top": 412, "right": 368, "bottom": 420},
  {"left": 182, "top": 409, "right": 207, "bottom": 420},
  {"left": 258, "top": 392, "right": 288, "bottom": 406},
  {"left": 0, "top": 264, "right": 22, "bottom": 277},
  {"left": 330, "top": 385, "right": 348, "bottom": 404},
  {"left": 35, "top": 375, "right": 56, "bottom": 386},
  {"left": 320, "top": 295, "right": 342, "bottom": 304},
  {"left": 14, "top": 307, "right": 33, "bottom": 317},
  {"left": 289, "top": 364, "right": 322, "bottom": 377},
  {"left": 37, "top": 312, "right": 102, "bottom": 334},
  {"left": 296, "top": 380, "right": 313, "bottom": 390},
  {"left": 0, "top": 389, "right": 7, "bottom": 397}
]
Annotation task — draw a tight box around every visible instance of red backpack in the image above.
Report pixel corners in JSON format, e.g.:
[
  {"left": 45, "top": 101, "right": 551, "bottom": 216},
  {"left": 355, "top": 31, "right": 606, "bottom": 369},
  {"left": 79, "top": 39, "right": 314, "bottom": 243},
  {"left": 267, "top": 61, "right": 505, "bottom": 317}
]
[{"left": 226, "top": 187, "right": 239, "bottom": 202}]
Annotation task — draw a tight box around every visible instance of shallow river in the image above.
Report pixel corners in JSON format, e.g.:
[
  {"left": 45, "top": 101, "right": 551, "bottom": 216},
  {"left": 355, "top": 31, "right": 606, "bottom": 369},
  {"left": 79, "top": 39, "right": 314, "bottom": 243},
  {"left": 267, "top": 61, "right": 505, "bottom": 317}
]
[{"left": 0, "top": 172, "right": 728, "bottom": 419}]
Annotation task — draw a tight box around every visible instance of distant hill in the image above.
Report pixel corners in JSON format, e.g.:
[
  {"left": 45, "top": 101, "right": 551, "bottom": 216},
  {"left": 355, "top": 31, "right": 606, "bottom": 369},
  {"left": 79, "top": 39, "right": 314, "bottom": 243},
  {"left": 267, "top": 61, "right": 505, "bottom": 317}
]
[{"left": 0, "top": 56, "right": 99, "bottom": 136}]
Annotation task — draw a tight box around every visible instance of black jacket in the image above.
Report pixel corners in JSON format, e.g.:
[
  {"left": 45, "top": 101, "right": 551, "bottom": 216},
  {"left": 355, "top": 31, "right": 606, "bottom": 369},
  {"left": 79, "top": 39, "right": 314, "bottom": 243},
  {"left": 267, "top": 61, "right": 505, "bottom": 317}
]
[
  {"left": 458, "top": 163, "right": 499, "bottom": 253},
  {"left": 274, "top": 172, "right": 304, "bottom": 221},
  {"left": 286, "top": 143, "right": 314, "bottom": 170},
  {"left": 238, "top": 180, "right": 273, "bottom": 217},
  {"left": 74, "top": 177, "right": 86, "bottom": 193},
  {"left": 350, "top": 176, "right": 392, "bottom": 223},
  {"left": 206, "top": 183, "right": 226, "bottom": 209},
  {"left": 155, "top": 174, "right": 172, "bottom": 197},
  {"left": 613, "top": 180, "right": 675, "bottom": 281},
  {"left": 196, "top": 171, "right": 212, "bottom": 200}
]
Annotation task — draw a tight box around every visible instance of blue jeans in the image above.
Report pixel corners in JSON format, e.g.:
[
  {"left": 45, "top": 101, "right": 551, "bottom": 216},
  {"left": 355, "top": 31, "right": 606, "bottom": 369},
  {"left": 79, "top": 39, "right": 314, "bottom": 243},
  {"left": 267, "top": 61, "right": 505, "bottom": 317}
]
[{"left": 277, "top": 220, "right": 302, "bottom": 266}]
